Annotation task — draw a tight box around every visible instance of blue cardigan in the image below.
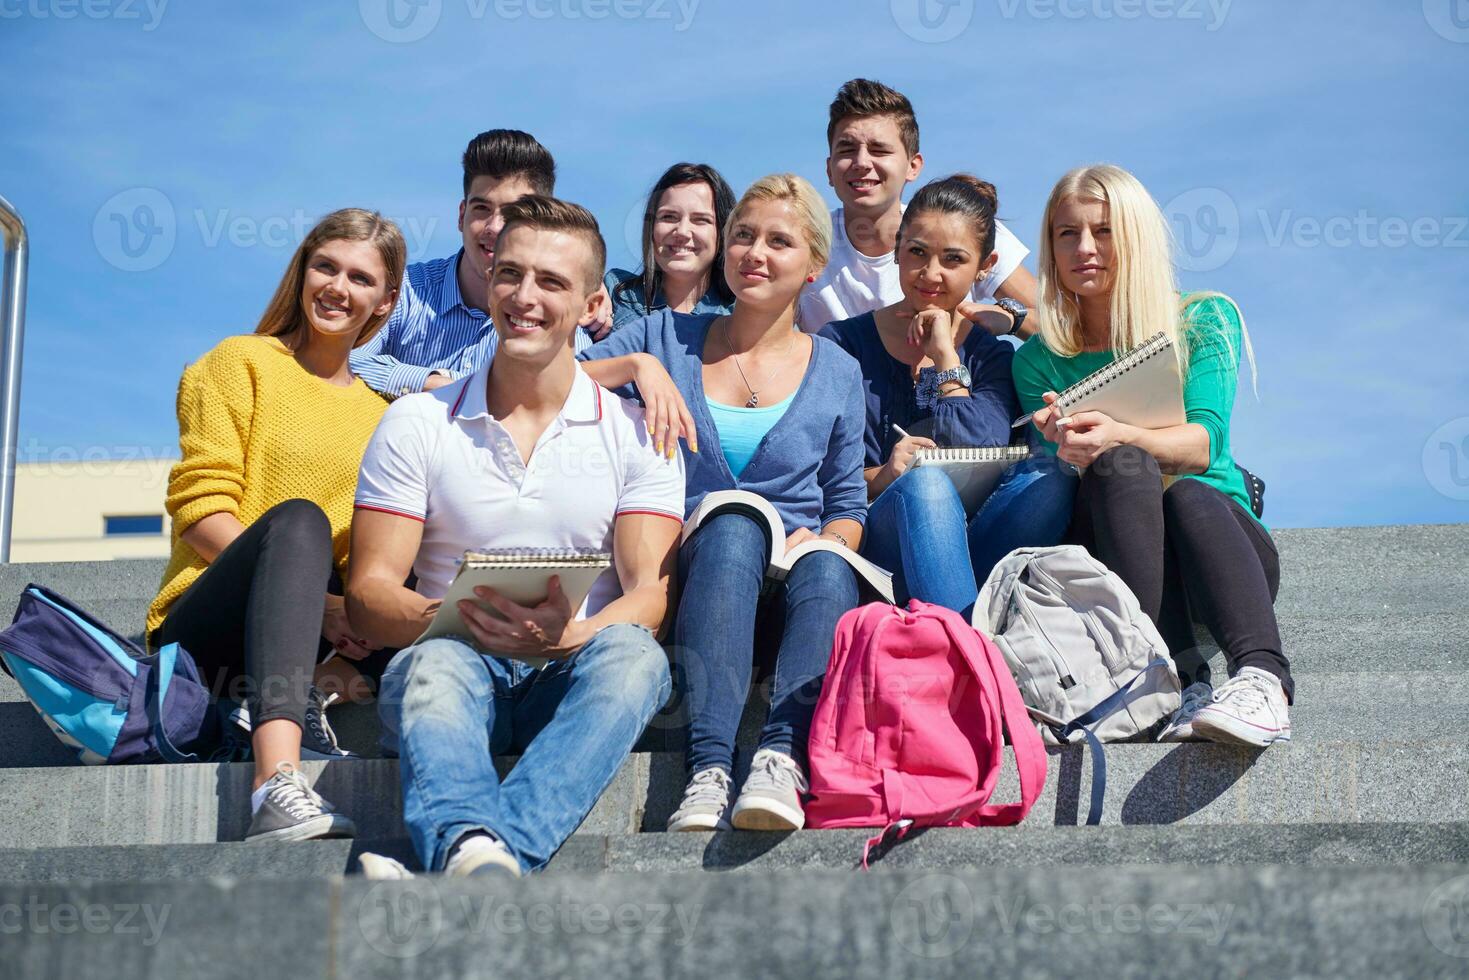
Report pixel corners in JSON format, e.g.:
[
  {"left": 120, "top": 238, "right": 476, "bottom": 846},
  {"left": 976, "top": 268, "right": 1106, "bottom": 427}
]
[
  {"left": 580, "top": 309, "right": 868, "bottom": 534},
  {"left": 819, "top": 311, "right": 1019, "bottom": 469}
]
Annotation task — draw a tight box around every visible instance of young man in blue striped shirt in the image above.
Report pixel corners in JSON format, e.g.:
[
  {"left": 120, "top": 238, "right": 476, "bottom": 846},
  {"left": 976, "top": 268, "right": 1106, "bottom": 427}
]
[{"left": 352, "top": 129, "right": 609, "bottom": 397}]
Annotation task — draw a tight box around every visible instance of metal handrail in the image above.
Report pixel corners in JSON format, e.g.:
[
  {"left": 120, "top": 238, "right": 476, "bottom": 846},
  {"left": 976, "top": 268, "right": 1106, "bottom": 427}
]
[{"left": 0, "top": 195, "right": 28, "bottom": 563}]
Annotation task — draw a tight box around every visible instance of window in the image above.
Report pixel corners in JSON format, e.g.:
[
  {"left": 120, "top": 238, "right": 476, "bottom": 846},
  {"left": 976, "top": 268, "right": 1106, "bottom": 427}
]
[{"left": 103, "top": 514, "right": 164, "bottom": 537}]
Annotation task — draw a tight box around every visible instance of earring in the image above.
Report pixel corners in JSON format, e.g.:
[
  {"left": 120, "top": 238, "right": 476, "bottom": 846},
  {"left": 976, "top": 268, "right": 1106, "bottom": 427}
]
[{"left": 806, "top": 274, "right": 817, "bottom": 283}]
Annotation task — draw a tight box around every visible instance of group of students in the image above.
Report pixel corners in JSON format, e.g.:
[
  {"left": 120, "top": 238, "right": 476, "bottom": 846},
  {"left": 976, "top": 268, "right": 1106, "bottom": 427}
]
[{"left": 144, "top": 78, "right": 1294, "bottom": 878}]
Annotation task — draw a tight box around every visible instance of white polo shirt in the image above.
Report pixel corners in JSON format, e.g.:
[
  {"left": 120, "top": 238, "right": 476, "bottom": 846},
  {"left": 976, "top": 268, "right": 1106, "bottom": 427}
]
[{"left": 354, "top": 361, "right": 686, "bottom": 617}]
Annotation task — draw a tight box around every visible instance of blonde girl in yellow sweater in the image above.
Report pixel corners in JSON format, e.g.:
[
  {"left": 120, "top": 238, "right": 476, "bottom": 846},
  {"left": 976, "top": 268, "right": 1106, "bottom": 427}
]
[{"left": 148, "top": 209, "right": 403, "bottom": 842}]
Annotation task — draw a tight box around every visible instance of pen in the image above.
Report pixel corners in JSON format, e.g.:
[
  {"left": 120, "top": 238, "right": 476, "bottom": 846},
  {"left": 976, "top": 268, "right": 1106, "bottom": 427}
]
[{"left": 891, "top": 423, "right": 912, "bottom": 441}]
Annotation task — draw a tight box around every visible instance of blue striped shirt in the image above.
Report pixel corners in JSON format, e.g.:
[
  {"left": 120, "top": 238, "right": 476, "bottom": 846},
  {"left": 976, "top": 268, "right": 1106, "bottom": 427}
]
[{"left": 351, "top": 249, "right": 594, "bottom": 399}]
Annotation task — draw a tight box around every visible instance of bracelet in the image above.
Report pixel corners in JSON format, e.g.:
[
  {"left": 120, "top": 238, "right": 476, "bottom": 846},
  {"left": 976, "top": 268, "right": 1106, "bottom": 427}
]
[
  {"left": 937, "top": 380, "right": 969, "bottom": 396},
  {"left": 821, "top": 529, "right": 849, "bottom": 548}
]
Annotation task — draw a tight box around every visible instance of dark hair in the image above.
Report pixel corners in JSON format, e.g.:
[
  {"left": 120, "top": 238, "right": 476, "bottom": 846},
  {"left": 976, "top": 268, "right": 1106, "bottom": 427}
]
[
  {"left": 898, "top": 174, "right": 999, "bottom": 260},
  {"left": 496, "top": 194, "right": 606, "bottom": 294},
  {"left": 826, "top": 78, "right": 920, "bottom": 158},
  {"left": 462, "top": 129, "right": 556, "bottom": 198},
  {"left": 615, "top": 163, "right": 737, "bottom": 312}
]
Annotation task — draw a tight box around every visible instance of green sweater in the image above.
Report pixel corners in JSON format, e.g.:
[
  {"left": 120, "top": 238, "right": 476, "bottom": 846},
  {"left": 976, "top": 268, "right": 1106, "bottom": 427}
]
[{"left": 1011, "top": 295, "right": 1257, "bottom": 524}]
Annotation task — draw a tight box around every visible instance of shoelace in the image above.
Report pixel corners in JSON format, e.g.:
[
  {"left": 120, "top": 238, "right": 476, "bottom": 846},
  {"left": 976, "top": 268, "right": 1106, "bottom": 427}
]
[
  {"left": 1177, "top": 684, "right": 1213, "bottom": 718},
  {"left": 306, "top": 689, "right": 344, "bottom": 753},
  {"left": 678, "top": 769, "right": 732, "bottom": 812},
  {"left": 747, "top": 751, "right": 808, "bottom": 794},
  {"left": 267, "top": 763, "right": 327, "bottom": 820},
  {"left": 1213, "top": 673, "right": 1273, "bottom": 715}
]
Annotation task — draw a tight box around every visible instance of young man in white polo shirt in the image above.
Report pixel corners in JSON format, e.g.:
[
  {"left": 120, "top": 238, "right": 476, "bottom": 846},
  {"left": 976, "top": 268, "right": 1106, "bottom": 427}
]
[{"left": 346, "top": 196, "right": 685, "bottom": 878}]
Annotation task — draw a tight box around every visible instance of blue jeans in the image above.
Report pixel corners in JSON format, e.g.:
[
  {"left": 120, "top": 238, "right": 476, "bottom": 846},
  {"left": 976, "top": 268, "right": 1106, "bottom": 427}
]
[
  {"left": 863, "top": 455, "right": 1079, "bottom": 614},
  {"left": 377, "top": 623, "right": 670, "bottom": 873},
  {"left": 674, "top": 512, "right": 859, "bottom": 775}
]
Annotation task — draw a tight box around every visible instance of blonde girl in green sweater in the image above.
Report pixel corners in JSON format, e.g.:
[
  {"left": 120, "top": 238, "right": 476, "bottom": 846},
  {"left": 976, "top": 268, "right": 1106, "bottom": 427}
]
[{"left": 1013, "top": 164, "right": 1292, "bottom": 748}]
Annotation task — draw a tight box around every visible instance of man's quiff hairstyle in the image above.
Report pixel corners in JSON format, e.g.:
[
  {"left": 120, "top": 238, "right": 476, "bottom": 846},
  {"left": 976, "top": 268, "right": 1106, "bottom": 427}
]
[
  {"left": 826, "top": 78, "right": 920, "bottom": 158},
  {"left": 461, "top": 129, "right": 556, "bottom": 198},
  {"left": 496, "top": 195, "right": 607, "bottom": 294}
]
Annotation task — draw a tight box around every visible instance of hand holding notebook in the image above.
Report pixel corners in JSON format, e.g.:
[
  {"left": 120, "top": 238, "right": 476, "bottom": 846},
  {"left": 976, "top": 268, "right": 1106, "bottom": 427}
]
[
  {"left": 1013, "top": 332, "right": 1184, "bottom": 432},
  {"left": 417, "top": 549, "right": 614, "bottom": 668}
]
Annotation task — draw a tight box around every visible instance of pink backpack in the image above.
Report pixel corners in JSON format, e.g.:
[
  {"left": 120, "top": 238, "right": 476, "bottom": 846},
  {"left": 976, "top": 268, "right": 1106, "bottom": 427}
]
[{"left": 805, "top": 600, "right": 1048, "bottom": 864}]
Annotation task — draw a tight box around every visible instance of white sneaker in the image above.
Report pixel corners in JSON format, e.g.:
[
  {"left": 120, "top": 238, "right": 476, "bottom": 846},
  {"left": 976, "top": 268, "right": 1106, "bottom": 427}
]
[
  {"left": 1158, "top": 681, "right": 1214, "bottom": 742},
  {"left": 359, "top": 852, "right": 415, "bottom": 880},
  {"left": 667, "top": 767, "right": 734, "bottom": 832},
  {"left": 731, "top": 749, "right": 808, "bottom": 831},
  {"left": 444, "top": 833, "right": 521, "bottom": 878},
  {"left": 1191, "top": 667, "right": 1292, "bottom": 747}
]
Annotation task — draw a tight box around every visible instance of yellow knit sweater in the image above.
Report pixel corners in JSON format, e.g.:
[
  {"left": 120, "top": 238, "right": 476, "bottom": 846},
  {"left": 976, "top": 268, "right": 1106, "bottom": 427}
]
[{"left": 147, "top": 335, "right": 388, "bottom": 637}]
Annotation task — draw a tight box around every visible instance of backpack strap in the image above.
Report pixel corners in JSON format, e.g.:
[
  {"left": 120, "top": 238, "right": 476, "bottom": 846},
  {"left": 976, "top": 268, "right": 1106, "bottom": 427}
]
[
  {"left": 145, "top": 643, "right": 199, "bottom": 764},
  {"left": 1044, "top": 655, "right": 1173, "bottom": 825}
]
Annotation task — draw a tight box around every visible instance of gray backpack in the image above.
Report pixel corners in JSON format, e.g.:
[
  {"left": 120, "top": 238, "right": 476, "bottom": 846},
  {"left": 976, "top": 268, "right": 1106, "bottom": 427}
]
[{"left": 974, "top": 545, "right": 1181, "bottom": 773}]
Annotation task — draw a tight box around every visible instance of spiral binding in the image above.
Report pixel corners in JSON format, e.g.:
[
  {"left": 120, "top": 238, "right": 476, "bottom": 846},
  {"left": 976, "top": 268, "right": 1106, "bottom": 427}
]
[
  {"left": 1057, "top": 332, "right": 1173, "bottom": 413},
  {"left": 917, "top": 445, "right": 1033, "bottom": 464},
  {"left": 461, "top": 548, "right": 612, "bottom": 568}
]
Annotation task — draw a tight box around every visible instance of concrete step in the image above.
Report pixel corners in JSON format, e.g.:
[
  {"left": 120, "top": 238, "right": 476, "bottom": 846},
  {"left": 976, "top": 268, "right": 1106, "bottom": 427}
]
[
  {"left": 7, "top": 822, "right": 1469, "bottom": 883},
  {"left": 5, "top": 866, "right": 1469, "bottom": 976},
  {"left": 1, "top": 524, "right": 1465, "bottom": 676},
  {"left": 3, "top": 665, "right": 1463, "bottom": 769},
  {"left": 0, "top": 736, "right": 1461, "bottom": 849}
]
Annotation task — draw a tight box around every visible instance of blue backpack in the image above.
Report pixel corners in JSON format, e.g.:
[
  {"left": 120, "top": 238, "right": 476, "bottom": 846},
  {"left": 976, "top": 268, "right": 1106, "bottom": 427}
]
[{"left": 0, "top": 584, "right": 237, "bottom": 764}]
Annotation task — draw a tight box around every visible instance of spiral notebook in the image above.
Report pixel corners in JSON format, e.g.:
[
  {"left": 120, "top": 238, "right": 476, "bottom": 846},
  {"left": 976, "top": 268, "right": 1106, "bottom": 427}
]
[
  {"left": 912, "top": 445, "right": 1034, "bottom": 511},
  {"left": 1015, "top": 332, "right": 1185, "bottom": 431},
  {"left": 416, "top": 548, "right": 613, "bottom": 668}
]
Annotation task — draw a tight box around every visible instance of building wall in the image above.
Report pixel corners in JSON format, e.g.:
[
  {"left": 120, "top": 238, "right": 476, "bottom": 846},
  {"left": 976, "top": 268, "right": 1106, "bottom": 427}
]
[{"left": 10, "top": 459, "right": 175, "bottom": 562}]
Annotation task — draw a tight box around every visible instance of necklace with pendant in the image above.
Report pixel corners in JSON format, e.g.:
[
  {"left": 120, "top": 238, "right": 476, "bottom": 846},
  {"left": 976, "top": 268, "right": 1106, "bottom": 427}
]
[{"left": 724, "top": 319, "right": 796, "bottom": 408}]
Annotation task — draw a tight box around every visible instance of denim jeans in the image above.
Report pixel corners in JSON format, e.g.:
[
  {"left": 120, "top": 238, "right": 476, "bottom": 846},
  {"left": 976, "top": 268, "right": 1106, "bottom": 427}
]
[
  {"left": 377, "top": 623, "right": 671, "bottom": 873},
  {"left": 863, "top": 455, "right": 1079, "bottom": 614},
  {"left": 674, "top": 512, "right": 859, "bottom": 775}
]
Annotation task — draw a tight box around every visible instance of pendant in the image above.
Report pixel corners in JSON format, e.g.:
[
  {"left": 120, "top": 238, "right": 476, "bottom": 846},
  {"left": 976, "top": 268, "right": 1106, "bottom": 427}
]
[{"left": 745, "top": 394, "right": 759, "bottom": 408}]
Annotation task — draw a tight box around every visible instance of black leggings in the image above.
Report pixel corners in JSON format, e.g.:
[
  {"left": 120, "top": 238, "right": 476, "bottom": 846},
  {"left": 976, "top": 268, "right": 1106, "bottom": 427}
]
[
  {"left": 1069, "top": 445, "right": 1294, "bottom": 702},
  {"left": 153, "top": 499, "right": 334, "bottom": 729}
]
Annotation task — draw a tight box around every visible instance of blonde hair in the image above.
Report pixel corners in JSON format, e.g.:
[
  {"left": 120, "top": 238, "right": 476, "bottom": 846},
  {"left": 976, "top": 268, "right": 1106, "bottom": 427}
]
[
  {"left": 1034, "top": 165, "right": 1254, "bottom": 388},
  {"left": 255, "top": 208, "right": 406, "bottom": 348},
  {"left": 726, "top": 173, "right": 834, "bottom": 272}
]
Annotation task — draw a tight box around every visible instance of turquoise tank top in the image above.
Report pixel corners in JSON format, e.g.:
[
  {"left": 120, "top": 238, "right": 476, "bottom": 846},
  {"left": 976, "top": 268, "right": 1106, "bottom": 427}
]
[{"left": 705, "top": 391, "right": 796, "bottom": 477}]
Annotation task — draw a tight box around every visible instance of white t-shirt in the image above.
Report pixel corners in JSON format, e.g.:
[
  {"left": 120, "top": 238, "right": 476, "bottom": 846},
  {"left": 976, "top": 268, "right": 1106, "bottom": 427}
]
[
  {"left": 796, "top": 206, "right": 1030, "bottom": 333},
  {"left": 354, "top": 362, "right": 686, "bottom": 617}
]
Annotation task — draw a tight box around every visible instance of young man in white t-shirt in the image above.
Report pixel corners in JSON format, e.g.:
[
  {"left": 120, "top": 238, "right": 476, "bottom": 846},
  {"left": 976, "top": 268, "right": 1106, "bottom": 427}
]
[
  {"left": 796, "top": 78, "right": 1039, "bottom": 336},
  {"left": 346, "top": 196, "right": 686, "bottom": 879}
]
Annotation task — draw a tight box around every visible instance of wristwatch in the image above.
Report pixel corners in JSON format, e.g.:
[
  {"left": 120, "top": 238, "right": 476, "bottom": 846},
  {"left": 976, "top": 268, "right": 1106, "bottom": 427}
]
[
  {"left": 995, "top": 297, "right": 1028, "bottom": 336},
  {"left": 916, "top": 364, "right": 972, "bottom": 410}
]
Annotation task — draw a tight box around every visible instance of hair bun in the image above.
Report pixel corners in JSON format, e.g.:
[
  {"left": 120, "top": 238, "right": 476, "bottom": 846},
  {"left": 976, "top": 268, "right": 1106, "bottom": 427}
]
[{"left": 945, "top": 173, "right": 998, "bottom": 210}]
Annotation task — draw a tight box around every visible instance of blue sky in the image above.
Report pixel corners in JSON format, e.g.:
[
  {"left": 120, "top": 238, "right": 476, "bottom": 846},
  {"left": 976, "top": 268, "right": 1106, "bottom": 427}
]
[{"left": 1, "top": 0, "right": 1466, "bottom": 528}]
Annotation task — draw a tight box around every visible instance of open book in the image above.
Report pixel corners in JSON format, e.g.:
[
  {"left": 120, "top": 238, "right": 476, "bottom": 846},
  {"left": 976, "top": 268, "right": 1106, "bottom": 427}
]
[
  {"left": 912, "top": 444, "right": 1033, "bottom": 511},
  {"left": 416, "top": 548, "right": 612, "bottom": 669},
  {"left": 683, "top": 490, "right": 895, "bottom": 603},
  {"left": 1016, "top": 332, "right": 1184, "bottom": 431}
]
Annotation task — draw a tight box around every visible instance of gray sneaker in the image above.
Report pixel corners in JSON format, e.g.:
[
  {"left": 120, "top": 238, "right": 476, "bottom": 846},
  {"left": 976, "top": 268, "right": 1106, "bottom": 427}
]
[
  {"left": 1158, "top": 681, "right": 1214, "bottom": 742},
  {"left": 244, "top": 762, "right": 357, "bottom": 843},
  {"left": 667, "top": 767, "right": 734, "bottom": 832},
  {"left": 229, "top": 687, "right": 360, "bottom": 761},
  {"left": 731, "top": 749, "right": 807, "bottom": 831}
]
